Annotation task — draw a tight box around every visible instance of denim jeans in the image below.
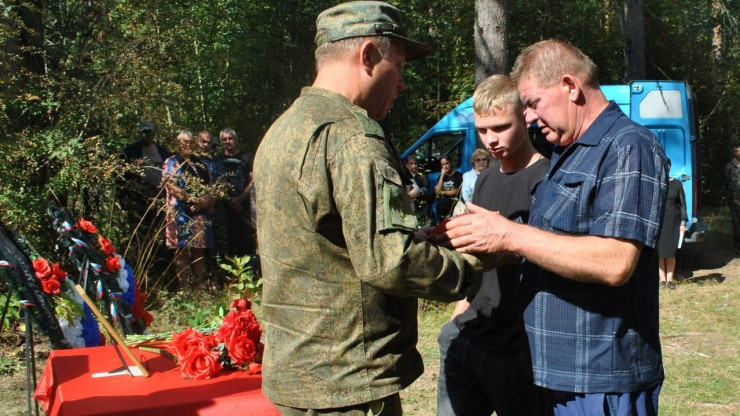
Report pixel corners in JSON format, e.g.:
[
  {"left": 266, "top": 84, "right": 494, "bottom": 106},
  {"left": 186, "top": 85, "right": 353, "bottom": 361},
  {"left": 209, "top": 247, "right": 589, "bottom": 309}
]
[
  {"left": 539, "top": 383, "right": 661, "bottom": 416},
  {"left": 436, "top": 321, "right": 538, "bottom": 416}
]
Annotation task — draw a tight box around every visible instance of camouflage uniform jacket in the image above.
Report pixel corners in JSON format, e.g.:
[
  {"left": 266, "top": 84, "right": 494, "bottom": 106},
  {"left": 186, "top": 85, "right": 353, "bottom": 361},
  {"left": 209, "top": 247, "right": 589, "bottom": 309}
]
[{"left": 253, "top": 87, "right": 482, "bottom": 409}]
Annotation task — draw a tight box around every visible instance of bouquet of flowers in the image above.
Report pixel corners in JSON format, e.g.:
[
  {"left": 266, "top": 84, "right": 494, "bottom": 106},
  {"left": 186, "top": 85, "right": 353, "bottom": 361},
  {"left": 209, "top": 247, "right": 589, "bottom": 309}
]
[
  {"left": 167, "top": 298, "right": 263, "bottom": 380},
  {"left": 48, "top": 205, "right": 152, "bottom": 335}
]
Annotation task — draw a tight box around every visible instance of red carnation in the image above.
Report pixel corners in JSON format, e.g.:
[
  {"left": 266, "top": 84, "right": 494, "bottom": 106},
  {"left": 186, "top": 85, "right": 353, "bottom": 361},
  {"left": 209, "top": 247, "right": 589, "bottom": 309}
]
[
  {"left": 97, "top": 235, "right": 116, "bottom": 255},
  {"left": 230, "top": 298, "right": 251, "bottom": 311},
  {"left": 76, "top": 218, "right": 98, "bottom": 234},
  {"left": 105, "top": 255, "right": 121, "bottom": 273},
  {"left": 217, "top": 309, "right": 262, "bottom": 345},
  {"left": 50, "top": 262, "right": 67, "bottom": 282}
]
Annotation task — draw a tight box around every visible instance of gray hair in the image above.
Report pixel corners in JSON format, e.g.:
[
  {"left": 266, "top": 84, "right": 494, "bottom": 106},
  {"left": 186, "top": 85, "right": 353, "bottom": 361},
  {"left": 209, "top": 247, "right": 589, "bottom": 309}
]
[
  {"left": 511, "top": 39, "right": 598, "bottom": 89},
  {"left": 219, "top": 127, "right": 238, "bottom": 140},
  {"left": 315, "top": 36, "right": 393, "bottom": 71}
]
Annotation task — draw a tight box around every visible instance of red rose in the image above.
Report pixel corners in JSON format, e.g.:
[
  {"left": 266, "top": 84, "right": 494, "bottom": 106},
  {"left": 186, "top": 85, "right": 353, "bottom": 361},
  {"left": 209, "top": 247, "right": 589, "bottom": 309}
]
[
  {"left": 168, "top": 328, "right": 211, "bottom": 360},
  {"left": 179, "top": 345, "right": 222, "bottom": 380},
  {"left": 97, "top": 236, "right": 116, "bottom": 255},
  {"left": 223, "top": 333, "right": 256, "bottom": 365},
  {"left": 77, "top": 218, "right": 98, "bottom": 234},
  {"left": 40, "top": 278, "right": 62, "bottom": 295},
  {"left": 230, "top": 298, "right": 251, "bottom": 311},
  {"left": 50, "top": 262, "right": 67, "bottom": 282},
  {"left": 247, "top": 362, "right": 262, "bottom": 374},
  {"left": 32, "top": 258, "right": 51, "bottom": 280},
  {"left": 105, "top": 255, "right": 121, "bottom": 273}
]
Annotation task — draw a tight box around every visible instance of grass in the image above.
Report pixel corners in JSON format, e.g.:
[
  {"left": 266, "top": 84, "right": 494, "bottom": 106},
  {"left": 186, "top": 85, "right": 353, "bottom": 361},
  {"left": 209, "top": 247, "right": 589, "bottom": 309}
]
[{"left": 1, "top": 210, "right": 739, "bottom": 415}]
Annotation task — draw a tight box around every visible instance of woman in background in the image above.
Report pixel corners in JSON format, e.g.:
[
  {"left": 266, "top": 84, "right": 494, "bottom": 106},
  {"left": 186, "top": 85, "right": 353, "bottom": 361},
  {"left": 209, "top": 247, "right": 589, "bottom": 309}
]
[
  {"left": 163, "top": 130, "right": 214, "bottom": 290},
  {"left": 658, "top": 159, "right": 687, "bottom": 290},
  {"left": 460, "top": 149, "right": 491, "bottom": 203}
]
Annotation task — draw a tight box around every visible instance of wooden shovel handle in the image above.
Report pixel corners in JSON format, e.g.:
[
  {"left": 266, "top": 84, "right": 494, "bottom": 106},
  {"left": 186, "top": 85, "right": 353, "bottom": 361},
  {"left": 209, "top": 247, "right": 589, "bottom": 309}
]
[{"left": 74, "top": 284, "right": 149, "bottom": 377}]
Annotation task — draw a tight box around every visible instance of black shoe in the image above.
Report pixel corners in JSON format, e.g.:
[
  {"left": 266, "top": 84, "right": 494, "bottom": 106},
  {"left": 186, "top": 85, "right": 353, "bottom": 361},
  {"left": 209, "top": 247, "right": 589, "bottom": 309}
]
[
  {"left": 660, "top": 281, "right": 667, "bottom": 288},
  {"left": 667, "top": 281, "right": 676, "bottom": 290}
]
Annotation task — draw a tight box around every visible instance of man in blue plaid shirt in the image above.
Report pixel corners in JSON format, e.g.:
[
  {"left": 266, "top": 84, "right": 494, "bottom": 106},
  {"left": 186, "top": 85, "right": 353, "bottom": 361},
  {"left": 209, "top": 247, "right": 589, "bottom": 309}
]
[{"left": 443, "top": 39, "right": 667, "bottom": 416}]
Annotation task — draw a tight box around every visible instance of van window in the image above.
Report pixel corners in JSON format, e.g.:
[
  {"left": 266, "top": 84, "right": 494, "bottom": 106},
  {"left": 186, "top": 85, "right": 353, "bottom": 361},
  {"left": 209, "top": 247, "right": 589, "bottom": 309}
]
[
  {"left": 414, "top": 131, "right": 465, "bottom": 174},
  {"left": 640, "top": 90, "right": 683, "bottom": 119}
]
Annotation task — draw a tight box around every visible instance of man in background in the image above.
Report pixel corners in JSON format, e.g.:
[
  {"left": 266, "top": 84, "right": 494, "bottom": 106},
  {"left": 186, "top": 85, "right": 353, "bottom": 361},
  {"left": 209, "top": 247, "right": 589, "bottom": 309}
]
[
  {"left": 217, "top": 127, "right": 256, "bottom": 257},
  {"left": 120, "top": 120, "right": 171, "bottom": 223}
]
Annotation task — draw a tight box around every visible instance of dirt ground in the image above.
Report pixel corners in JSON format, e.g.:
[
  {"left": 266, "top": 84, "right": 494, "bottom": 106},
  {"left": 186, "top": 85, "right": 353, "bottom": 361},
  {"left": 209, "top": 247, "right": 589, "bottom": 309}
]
[{"left": 0, "top": 229, "right": 736, "bottom": 415}]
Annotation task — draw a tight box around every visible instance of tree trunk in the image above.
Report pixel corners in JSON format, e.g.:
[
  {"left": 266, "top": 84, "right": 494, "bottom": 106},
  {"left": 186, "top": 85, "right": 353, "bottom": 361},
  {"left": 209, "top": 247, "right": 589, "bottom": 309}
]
[
  {"left": 623, "top": 0, "right": 645, "bottom": 80},
  {"left": 474, "top": 0, "right": 508, "bottom": 85},
  {"left": 17, "top": 0, "right": 45, "bottom": 76}
]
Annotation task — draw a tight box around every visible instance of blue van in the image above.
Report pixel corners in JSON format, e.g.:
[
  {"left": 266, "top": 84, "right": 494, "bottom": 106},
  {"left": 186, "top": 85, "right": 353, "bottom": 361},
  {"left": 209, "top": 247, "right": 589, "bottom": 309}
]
[{"left": 401, "top": 80, "right": 705, "bottom": 243}]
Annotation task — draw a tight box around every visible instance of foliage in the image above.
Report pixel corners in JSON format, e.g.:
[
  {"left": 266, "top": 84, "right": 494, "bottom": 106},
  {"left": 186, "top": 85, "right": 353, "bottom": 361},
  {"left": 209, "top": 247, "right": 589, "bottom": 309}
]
[
  {"left": 0, "top": 355, "right": 23, "bottom": 377},
  {"left": 220, "top": 255, "right": 262, "bottom": 305},
  {"left": 1, "top": 0, "right": 740, "bottom": 269},
  {"left": 154, "top": 290, "right": 221, "bottom": 330}
]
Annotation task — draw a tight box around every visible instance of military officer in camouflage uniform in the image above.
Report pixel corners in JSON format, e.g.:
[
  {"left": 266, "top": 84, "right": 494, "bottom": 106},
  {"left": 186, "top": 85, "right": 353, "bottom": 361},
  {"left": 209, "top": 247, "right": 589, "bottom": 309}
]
[{"left": 253, "top": 2, "right": 483, "bottom": 414}]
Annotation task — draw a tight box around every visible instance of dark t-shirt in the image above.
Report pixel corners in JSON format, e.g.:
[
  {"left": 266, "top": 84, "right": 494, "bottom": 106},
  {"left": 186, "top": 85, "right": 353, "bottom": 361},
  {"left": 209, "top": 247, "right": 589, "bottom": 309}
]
[
  {"left": 453, "top": 157, "right": 549, "bottom": 353},
  {"left": 436, "top": 171, "right": 463, "bottom": 219},
  {"left": 218, "top": 151, "right": 254, "bottom": 198}
]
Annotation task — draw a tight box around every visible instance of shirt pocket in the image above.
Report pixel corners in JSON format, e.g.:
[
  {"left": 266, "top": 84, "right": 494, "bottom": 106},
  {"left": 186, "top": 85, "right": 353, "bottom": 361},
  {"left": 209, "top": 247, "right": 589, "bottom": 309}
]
[
  {"left": 376, "top": 161, "right": 418, "bottom": 232},
  {"left": 540, "top": 173, "right": 590, "bottom": 234}
]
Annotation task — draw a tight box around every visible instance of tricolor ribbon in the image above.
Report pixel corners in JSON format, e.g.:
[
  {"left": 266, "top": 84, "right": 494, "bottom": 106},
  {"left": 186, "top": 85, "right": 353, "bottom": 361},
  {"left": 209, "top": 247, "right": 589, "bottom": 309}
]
[{"left": 70, "top": 238, "right": 89, "bottom": 249}]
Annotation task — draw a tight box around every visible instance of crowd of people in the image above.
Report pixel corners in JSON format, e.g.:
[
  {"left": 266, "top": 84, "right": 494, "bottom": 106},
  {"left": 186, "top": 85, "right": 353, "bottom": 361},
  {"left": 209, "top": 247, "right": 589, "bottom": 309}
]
[{"left": 120, "top": 124, "right": 257, "bottom": 291}]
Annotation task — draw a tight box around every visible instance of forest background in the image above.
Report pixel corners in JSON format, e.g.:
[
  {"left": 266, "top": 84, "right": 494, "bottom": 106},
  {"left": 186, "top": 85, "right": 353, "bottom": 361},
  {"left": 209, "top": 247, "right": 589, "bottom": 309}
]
[{"left": 1, "top": 0, "right": 740, "bottom": 281}]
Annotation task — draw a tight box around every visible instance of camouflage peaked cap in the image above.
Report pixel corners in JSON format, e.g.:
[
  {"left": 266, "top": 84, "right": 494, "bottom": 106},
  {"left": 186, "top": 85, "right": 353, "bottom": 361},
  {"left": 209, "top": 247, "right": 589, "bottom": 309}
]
[{"left": 315, "top": 1, "right": 432, "bottom": 61}]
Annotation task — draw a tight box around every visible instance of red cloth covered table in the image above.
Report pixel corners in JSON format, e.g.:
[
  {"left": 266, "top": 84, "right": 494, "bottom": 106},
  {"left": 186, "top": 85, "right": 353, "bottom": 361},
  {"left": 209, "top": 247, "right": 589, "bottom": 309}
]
[{"left": 34, "top": 345, "right": 280, "bottom": 416}]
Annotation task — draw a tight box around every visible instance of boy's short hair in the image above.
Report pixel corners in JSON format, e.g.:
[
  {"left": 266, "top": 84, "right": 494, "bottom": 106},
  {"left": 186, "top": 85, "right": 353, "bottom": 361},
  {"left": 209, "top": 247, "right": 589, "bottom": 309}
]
[{"left": 473, "top": 74, "right": 522, "bottom": 116}]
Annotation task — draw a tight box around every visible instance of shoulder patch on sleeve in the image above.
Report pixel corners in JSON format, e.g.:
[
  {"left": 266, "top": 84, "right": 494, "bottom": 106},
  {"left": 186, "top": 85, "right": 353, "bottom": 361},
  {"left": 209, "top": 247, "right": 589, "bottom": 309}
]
[{"left": 349, "top": 108, "right": 385, "bottom": 139}]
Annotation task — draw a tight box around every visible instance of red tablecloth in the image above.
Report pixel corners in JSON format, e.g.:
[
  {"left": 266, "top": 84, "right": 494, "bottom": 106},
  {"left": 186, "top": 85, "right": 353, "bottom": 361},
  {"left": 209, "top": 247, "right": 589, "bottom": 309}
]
[{"left": 34, "top": 345, "right": 280, "bottom": 416}]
